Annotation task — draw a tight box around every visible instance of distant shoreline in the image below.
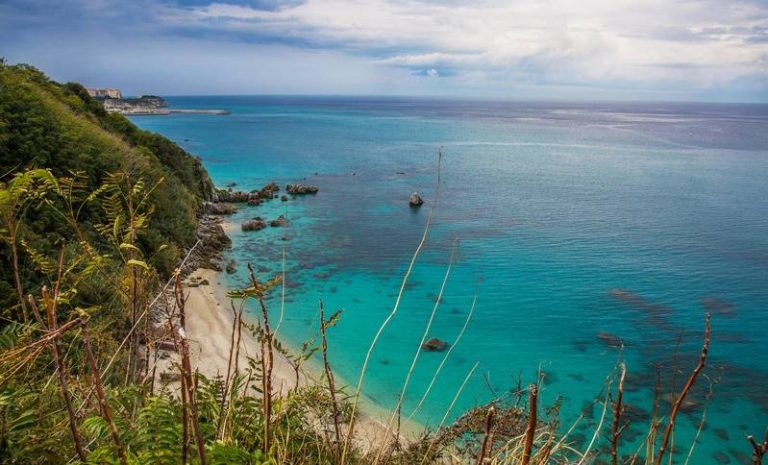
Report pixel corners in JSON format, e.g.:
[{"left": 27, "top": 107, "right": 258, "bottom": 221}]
[
  {"left": 115, "top": 108, "right": 231, "bottom": 116},
  {"left": 95, "top": 93, "right": 230, "bottom": 116}
]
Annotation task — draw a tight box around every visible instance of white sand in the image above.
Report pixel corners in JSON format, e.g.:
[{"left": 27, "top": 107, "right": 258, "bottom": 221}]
[{"left": 161, "top": 267, "right": 421, "bottom": 453}]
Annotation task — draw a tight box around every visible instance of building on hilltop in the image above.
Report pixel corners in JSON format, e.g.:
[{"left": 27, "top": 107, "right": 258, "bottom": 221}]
[{"left": 86, "top": 87, "right": 123, "bottom": 99}]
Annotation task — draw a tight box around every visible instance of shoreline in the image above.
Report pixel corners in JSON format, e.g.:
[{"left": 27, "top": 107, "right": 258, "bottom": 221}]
[{"left": 178, "top": 264, "right": 423, "bottom": 451}]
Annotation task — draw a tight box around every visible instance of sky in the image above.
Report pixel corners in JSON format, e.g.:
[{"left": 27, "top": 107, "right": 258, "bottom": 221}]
[{"left": 1, "top": 0, "right": 767, "bottom": 101}]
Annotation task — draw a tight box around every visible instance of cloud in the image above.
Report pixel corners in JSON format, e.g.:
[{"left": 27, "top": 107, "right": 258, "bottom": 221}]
[{"left": 1, "top": 0, "right": 767, "bottom": 100}]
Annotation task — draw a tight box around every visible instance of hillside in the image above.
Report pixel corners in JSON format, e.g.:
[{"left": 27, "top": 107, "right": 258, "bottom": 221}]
[{"left": 0, "top": 63, "right": 214, "bottom": 302}]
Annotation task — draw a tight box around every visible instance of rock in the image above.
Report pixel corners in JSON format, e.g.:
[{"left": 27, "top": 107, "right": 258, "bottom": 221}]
[
  {"left": 225, "top": 259, "right": 237, "bottom": 274},
  {"left": 702, "top": 297, "right": 737, "bottom": 318},
  {"left": 248, "top": 198, "right": 262, "bottom": 206},
  {"left": 212, "top": 189, "right": 253, "bottom": 203},
  {"left": 281, "top": 195, "right": 288, "bottom": 201},
  {"left": 187, "top": 215, "right": 231, "bottom": 273},
  {"left": 202, "top": 201, "right": 236, "bottom": 215},
  {"left": 160, "top": 371, "right": 182, "bottom": 383},
  {"left": 662, "top": 393, "right": 701, "bottom": 412},
  {"left": 258, "top": 182, "right": 280, "bottom": 198},
  {"left": 226, "top": 182, "right": 237, "bottom": 188},
  {"left": 155, "top": 340, "right": 177, "bottom": 352},
  {"left": 241, "top": 219, "right": 266, "bottom": 231},
  {"left": 596, "top": 331, "right": 625, "bottom": 348},
  {"left": 270, "top": 214, "right": 288, "bottom": 227},
  {"left": 286, "top": 183, "right": 319, "bottom": 195},
  {"left": 622, "top": 404, "right": 650, "bottom": 422},
  {"left": 409, "top": 192, "right": 424, "bottom": 207},
  {"left": 713, "top": 452, "right": 730, "bottom": 464},
  {"left": 212, "top": 181, "right": 280, "bottom": 203},
  {"left": 421, "top": 338, "right": 448, "bottom": 351},
  {"left": 199, "top": 279, "right": 209, "bottom": 285}
]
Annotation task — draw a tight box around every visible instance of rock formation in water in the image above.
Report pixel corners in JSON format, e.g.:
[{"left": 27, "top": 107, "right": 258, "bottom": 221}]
[
  {"left": 409, "top": 192, "right": 424, "bottom": 207},
  {"left": 242, "top": 218, "right": 266, "bottom": 231},
  {"left": 270, "top": 214, "right": 288, "bottom": 227},
  {"left": 286, "top": 183, "right": 319, "bottom": 195},
  {"left": 421, "top": 338, "right": 448, "bottom": 351}
]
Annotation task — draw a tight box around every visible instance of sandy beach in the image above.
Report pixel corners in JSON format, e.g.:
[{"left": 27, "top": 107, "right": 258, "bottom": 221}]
[{"left": 157, "top": 266, "right": 420, "bottom": 452}]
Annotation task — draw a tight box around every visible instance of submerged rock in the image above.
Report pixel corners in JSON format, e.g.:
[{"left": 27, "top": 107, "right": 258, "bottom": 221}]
[
  {"left": 241, "top": 219, "right": 266, "bottom": 231},
  {"left": 421, "top": 338, "right": 448, "bottom": 352},
  {"left": 713, "top": 451, "right": 730, "bottom": 464},
  {"left": 596, "top": 331, "right": 625, "bottom": 348},
  {"left": 409, "top": 192, "right": 424, "bottom": 207},
  {"left": 225, "top": 259, "right": 237, "bottom": 274},
  {"left": 662, "top": 393, "right": 701, "bottom": 412},
  {"left": 702, "top": 297, "right": 737, "bottom": 318}
]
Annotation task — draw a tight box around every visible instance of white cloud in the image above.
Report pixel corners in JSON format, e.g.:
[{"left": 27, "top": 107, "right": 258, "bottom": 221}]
[
  {"left": 179, "top": 0, "right": 768, "bottom": 92},
  {"left": 2, "top": 0, "right": 767, "bottom": 98}
]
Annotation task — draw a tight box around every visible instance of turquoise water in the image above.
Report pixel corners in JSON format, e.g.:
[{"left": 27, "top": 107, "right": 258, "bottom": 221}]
[{"left": 133, "top": 98, "right": 768, "bottom": 463}]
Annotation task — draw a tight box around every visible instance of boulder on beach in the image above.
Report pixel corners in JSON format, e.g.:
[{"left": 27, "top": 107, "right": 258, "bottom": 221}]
[
  {"left": 421, "top": 338, "right": 448, "bottom": 352},
  {"left": 270, "top": 214, "right": 288, "bottom": 227},
  {"left": 241, "top": 219, "right": 266, "bottom": 231},
  {"left": 409, "top": 192, "right": 424, "bottom": 207},
  {"left": 286, "top": 183, "right": 319, "bottom": 195}
]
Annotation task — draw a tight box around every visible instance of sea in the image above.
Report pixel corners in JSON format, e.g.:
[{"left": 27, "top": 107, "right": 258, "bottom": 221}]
[{"left": 131, "top": 97, "right": 768, "bottom": 463}]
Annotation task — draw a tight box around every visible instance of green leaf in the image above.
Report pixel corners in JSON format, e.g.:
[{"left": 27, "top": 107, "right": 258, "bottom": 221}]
[
  {"left": 127, "top": 259, "right": 149, "bottom": 270},
  {"left": 119, "top": 242, "right": 141, "bottom": 253}
]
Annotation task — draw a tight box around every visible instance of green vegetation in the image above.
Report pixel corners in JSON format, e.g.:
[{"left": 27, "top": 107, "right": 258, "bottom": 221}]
[{"left": 0, "top": 64, "right": 764, "bottom": 465}]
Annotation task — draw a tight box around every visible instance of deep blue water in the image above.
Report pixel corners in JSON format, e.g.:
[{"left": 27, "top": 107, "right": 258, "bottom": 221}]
[{"left": 132, "top": 97, "right": 768, "bottom": 463}]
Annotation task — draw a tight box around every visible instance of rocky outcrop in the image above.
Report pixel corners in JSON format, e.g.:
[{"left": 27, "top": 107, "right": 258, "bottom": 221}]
[
  {"left": 202, "top": 201, "right": 236, "bottom": 215},
  {"left": 270, "top": 214, "right": 288, "bottom": 227},
  {"left": 242, "top": 218, "right": 266, "bottom": 231},
  {"left": 421, "top": 338, "right": 448, "bottom": 351},
  {"left": 212, "top": 181, "right": 281, "bottom": 204},
  {"left": 409, "top": 192, "right": 424, "bottom": 207},
  {"left": 213, "top": 190, "right": 255, "bottom": 203},
  {"left": 286, "top": 183, "right": 319, "bottom": 195},
  {"left": 179, "top": 215, "right": 231, "bottom": 274},
  {"left": 258, "top": 182, "right": 280, "bottom": 198}
]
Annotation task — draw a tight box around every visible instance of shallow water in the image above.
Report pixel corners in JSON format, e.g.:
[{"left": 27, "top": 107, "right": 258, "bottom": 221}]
[{"left": 133, "top": 97, "right": 768, "bottom": 463}]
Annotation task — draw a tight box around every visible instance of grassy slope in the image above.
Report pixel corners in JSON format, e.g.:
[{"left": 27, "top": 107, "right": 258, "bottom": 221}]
[{"left": 0, "top": 63, "right": 213, "bottom": 286}]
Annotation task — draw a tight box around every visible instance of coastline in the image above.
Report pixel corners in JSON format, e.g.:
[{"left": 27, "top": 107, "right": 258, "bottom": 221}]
[{"left": 168, "top": 216, "right": 423, "bottom": 451}]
